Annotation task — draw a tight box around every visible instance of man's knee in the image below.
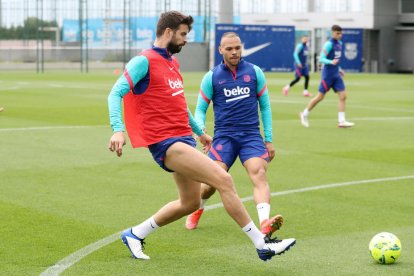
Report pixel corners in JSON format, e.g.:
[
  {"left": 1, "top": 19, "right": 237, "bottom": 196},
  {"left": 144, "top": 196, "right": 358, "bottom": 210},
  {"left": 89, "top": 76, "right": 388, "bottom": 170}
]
[
  {"left": 182, "top": 198, "right": 200, "bottom": 214},
  {"left": 215, "top": 171, "right": 235, "bottom": 193},
  {"left": 339, "top": 91, "right": 347, "bottom": 101},
  {"left": 201, "top": 183, "right": 216, "bottom": 199}
]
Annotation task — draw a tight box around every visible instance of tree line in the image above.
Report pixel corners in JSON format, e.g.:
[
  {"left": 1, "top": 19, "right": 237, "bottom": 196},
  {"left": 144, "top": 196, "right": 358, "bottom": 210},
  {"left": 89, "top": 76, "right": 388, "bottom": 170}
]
[{"left": 0, "top": 17, "right": 58, "bottom": 40}]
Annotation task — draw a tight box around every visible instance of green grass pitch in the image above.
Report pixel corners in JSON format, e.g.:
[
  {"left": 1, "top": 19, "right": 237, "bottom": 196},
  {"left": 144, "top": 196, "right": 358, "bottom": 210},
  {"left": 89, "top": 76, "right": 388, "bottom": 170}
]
[{"left": 0, "top": 70, "right": 413, "bottom": 275}]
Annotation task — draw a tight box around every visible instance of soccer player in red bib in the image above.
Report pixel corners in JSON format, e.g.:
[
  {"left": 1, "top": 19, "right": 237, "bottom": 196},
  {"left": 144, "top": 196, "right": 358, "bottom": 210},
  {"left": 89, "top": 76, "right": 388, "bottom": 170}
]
[
  {"left": 108, "top": 11, "right": 295, "bottom": 262},
  {"left": 185, "top": 33, "right": 293, "bottom": 245}
]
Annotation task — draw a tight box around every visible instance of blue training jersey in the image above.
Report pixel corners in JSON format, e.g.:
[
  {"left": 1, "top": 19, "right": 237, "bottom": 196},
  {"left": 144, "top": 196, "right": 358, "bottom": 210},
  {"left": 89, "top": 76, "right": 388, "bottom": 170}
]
[
  {"left": 293, "top": 42, "right": 308, "bottom": 67},
  {"left": 319, "top": 38, "right": 343, "bottom": 78},
  {"left": 195, "top": 59, "right": 273, "bottom": 142}
]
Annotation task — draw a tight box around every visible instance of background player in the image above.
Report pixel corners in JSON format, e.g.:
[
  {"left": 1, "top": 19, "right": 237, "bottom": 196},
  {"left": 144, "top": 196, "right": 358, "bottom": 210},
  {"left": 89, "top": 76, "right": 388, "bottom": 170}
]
[
  {"left": 299, "top": 25, "right": 354, "bottom": 128},
  {"left": 185, "top": 32, "right": 284, "bottom": 240},
  {"left": 283, "top": 35, "right": 311, "bottom": 97}
]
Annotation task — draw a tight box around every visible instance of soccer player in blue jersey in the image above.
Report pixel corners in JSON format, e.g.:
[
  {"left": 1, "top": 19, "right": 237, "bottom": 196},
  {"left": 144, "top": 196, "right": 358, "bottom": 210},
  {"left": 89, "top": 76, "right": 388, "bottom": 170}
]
[
  {"left": 283, "top": 35, "right": 312, "bottom": 97},
  {"left": 185, "top": 32, "right": 294, "bottom": 245},
  {"left": 300, "top": 25, "right": 354, "bottom": 128}
]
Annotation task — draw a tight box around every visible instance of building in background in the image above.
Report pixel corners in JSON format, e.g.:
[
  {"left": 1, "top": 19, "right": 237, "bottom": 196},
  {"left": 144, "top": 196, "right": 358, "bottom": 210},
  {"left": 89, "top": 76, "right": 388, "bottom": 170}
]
[
  {"left": 239, "top": 0, "right": 414, "bottom": 73},
  {"left": 0, "top": 0, "right": 413, "bottom": 73}
]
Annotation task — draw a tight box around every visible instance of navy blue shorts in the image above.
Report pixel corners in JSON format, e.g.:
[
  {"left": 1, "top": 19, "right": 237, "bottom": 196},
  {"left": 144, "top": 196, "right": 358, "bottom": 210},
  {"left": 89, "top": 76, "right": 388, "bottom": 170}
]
[
  {"left": 294, "top": 65, "right": 309, "bottom": 78},
  {"left": 208, "top": 131, "right": 269, "bottom": 169},
  {"left": 149, "top": 135, "right": 196, "bottom": 172},
  {"left": 319, "top": 75, "right": 345, "bottom": 93}
]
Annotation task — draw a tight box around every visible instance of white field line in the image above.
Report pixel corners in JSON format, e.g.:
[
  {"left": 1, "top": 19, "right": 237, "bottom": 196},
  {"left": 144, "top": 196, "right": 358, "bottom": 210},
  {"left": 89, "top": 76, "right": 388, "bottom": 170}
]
[
  {"left": 0, "top": 125, "right": 107, "bottom": 132},
  {"left": 1, "top": 116, "right": 413, "bottom": 134},
  {"left": 40, "top": 175, "right": 414, "bottom": 276}
]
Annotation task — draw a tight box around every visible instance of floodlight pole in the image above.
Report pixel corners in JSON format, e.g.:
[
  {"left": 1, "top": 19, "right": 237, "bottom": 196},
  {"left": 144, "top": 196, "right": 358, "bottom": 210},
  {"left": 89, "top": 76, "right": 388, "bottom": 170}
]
[
  {"left": 123, "top": 0, "right": 131, "bottom": 69},
  {"left": 79, "top": 0, "right": 89, "bottom": 73},
  {"left": 36, "top": 0, "right": 44, "bottom": 73}
]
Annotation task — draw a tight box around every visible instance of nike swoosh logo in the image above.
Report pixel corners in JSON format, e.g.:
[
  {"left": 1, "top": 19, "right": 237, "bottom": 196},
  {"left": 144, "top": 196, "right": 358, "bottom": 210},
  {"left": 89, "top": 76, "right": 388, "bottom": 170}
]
[
  {"left": 242, "top": 42, "right": 271, "bottom": 57},
  {"left": 169, "top": 67, "right": 174, "bottom": 70},
  {"left": 150, "top": 222, "right": 155, "bottom": 229},
  {"left": 226, "top": 94, "right": 249, "bottom": 102},
  {"left": 245, "top": 228, "right": 252, "bottom": 232},
  {"left": 172, "top": 89, "right": 184, "bottom": 96}
]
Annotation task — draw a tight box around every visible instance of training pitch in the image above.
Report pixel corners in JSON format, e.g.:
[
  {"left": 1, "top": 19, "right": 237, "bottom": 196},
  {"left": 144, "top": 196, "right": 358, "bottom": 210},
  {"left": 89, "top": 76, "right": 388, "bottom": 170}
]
[{"left": 0, "top": 70, "right": 413, "bottom": 275}]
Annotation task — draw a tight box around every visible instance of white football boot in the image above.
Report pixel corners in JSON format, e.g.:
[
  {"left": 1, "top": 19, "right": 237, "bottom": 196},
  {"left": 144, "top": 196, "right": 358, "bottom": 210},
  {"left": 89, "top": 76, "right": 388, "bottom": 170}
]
[
  {"left": 299, "top": 112, "right": 309, "bottom": 128},
  {"left": 121, "top": 228, "right": 150, "bottom": 260},
  {"left": 338, "top": 121, "right": 355, "bottom": 128}
]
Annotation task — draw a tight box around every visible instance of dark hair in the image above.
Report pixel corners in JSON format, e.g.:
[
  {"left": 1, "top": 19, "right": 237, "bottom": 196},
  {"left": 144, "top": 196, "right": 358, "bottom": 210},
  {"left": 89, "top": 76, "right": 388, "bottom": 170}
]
[
  {"left": 156, "top": 11, "right": 194, "bottom": 37},
  {"left": 331, "top": 25, "right": 342, "bottom": 32}
]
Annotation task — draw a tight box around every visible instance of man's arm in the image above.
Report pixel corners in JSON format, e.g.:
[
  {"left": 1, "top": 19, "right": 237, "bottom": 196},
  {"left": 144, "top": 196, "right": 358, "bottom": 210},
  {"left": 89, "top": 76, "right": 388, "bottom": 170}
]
[
  {"left": 194, "top": 71, "right": 213, "bottom": 130},
  {"left": 188, "top": 108, "right": 212, "bottom": 153},
  {"left": 188, "top": 107, "right": 203, "bottom": 137},
  {"left": 107, "top": 55, "right": 149, "bottom": 156},
  {"left": 319, "top": 41, "right": 334, "bottom": 65},
  {"left": 108, "top": 55, "right": 149, "bottom": 132},
  {"left": 254, "top": 65, "right": 272, "bottom": 143},
  {"left": 293, "top": 43, "right": 303, "bottom": 67}
]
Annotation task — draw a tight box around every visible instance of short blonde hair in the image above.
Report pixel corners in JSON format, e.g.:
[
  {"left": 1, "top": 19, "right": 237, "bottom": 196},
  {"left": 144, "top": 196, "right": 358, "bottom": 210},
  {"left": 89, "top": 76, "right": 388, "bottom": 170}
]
[{"left": 220, "top": 32, "right": 240, "bottom": 45}]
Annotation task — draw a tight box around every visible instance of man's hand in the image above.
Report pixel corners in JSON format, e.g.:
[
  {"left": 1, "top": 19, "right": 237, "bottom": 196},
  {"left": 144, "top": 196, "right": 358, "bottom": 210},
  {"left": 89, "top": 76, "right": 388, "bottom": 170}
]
[
  {"left": 198, "top": 133, "right": 212, "bottom": 153},
  {"left": 108, "top": 131, "right": 126, "bottom": 157},
  {"left": 332, "top": 59, "right": 340, "bottom": 65},
  {"left": 297, "top": 63, "right": 303, "bottom": 69},
  {"left": 265, "top": 142, "right": 276, "bottom": 162}
]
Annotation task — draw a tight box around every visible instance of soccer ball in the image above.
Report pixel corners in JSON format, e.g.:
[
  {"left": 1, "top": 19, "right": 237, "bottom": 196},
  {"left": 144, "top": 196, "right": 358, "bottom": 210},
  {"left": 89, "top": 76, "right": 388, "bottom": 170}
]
[{"left": 369, "top": 232, "right": 401, "bottom": 264}]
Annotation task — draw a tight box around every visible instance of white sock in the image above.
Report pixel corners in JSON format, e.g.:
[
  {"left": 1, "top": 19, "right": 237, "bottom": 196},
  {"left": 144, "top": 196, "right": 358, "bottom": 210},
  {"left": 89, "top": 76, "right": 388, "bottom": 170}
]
[
  {"left": 303, "top": 108, "right": 310, "bottom": 117},
  {"left": 242, "top": 221, "right": 265, "bottom": 249},
  {"left": 304, "top": 89, "right": 308, "bottom": 94},
  {"left": 256, "top": 202, "right": 270, "bottom": 224},
  {"left": 200, "top": 199, "right": 208, "bottom": 209},
  {"left": 338, "top": 112, "right": 345, "bottom": 122},
  {"left": 131, "top": 216, "right": 159, "bottom": 239}
]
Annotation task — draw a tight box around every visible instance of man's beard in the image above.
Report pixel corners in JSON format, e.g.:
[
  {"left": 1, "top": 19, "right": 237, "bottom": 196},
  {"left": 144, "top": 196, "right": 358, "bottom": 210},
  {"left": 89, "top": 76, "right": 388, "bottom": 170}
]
[{"left": 167, "top": 41, "right": 183, "bottom": 54}]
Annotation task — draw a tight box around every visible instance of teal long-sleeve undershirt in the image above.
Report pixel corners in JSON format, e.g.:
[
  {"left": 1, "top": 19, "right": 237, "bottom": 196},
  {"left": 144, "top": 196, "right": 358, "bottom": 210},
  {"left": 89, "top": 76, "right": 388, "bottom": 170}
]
[{"left": 107, "top": 55, "right": 203, "bottom": 136}]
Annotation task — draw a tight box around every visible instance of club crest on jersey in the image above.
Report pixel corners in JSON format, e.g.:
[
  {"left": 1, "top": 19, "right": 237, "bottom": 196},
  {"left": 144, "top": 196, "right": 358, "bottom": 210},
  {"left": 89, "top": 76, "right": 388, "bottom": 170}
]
[{"left": 243, "top": 75, "right": 251, "bottom": 82}]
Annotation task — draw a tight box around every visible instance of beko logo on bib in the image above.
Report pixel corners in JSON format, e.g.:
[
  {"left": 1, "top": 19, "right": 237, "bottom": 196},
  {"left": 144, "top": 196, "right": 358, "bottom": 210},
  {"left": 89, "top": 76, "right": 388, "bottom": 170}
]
[
  {"left": 223, "top": 86, "right": 250, "bottom": 97},
  {"left": 168, "top": 79, "right": 183, "bottom": 89}
]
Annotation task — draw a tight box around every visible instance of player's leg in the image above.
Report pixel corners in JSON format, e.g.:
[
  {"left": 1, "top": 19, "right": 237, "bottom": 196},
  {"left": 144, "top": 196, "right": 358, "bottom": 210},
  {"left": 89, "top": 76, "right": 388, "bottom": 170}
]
[
  {"left": 337, "top": 90, "right": 354, "bottom": 127},
  {"left": 333, "top": 77, "right": 354, "bottom": 127},
  {"left": 240, "top": 135, "right": 284, "bottom": 237},
  {"left": 166, "top": 142, "right": 295, "bottom": 260},
  {"left": 300, "top": 78, "right": 329, "bottom": 127},
  {"left": 185, "top": 162, "right": 227, "bottom": 230},
  {"left": 243, "top": 157, "right": 283, "bottom": 235},
  {"left": 186, "top": 136, "right": 235, "bottom": 229},
  {"left": 283, "top": 69, "right": 301, "bottom": 96},
  {"left": 121, "top": 170, "right": 201, "bottom": 259},
  {"left": 303, "top": 70, "right": 312, "bottom": 97},
  {"left": 154, "top": 173, "right": 202, "bottom": 225},
  {"left": 165, "top": 142, "right": 252, "bottom": 227},
  {"left": 299, "top": 92, "right": 324, "bottom": 127}
]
